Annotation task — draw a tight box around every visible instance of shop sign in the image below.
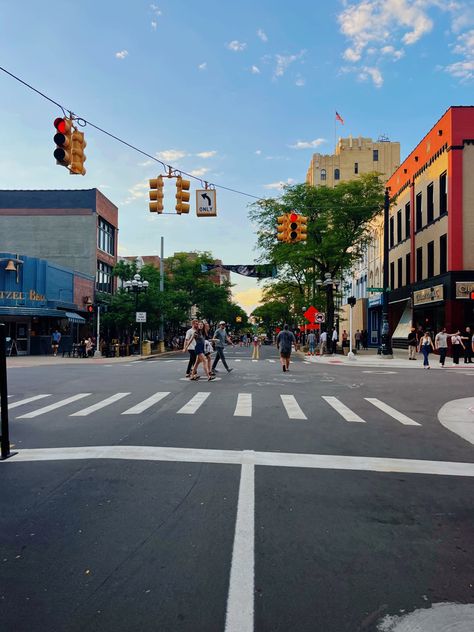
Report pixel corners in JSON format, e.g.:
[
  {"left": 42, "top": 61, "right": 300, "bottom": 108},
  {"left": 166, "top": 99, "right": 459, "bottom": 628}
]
[
  {"left": 368, "top": 293, "right": 382, "bottom": 307},
  {"left": 413, "top": 284, "right": 444, "bottom": 306},
  {"left": 455, "top": 281, "right": 474, "bottom": 299},
  {"left": 0, "top": 289, "right": 46, "bottom": 302}
]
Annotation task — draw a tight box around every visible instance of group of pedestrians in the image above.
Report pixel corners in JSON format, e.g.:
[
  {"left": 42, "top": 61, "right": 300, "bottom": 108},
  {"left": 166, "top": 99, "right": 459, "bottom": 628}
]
[
  {"left": 182, "top": 319, "right": 234, "bottom": 381},
  {"left": 408, "top": 325, "right": 474, "bottom": 368}
]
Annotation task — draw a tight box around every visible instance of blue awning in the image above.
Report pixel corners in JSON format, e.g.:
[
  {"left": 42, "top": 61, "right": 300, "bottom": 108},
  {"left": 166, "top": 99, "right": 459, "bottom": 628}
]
[
  {"left": 0, "top": 307, "right": 65, "bottom": 318},
  {"left": 63, "top": 311, "right": 86, "bottom": 324}
]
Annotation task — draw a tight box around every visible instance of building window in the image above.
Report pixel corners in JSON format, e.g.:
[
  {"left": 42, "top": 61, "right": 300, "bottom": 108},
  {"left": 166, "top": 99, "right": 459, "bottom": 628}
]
[
  {"left": 405, "top": 202, "right": 410, "bottom": 239},
  {"left": 96, "top": 260, "right": 114, "bottom": 294},
  {"left": 416, "top": 247, "right": 423, "bottom": 281},
  {"left": 354, "top": 162, "right": 359, "bottom": 174},
  {"left": 427, "top": 241, "right": 434, "bottom": 278},
  {"left": 334, "top": 168, "right": 340, "bottom": 180},
  {"left": 373, "top": 149, "right": 379, "bottom": 161},
  {"left": 427, "top": 182, "right": 434, "bottom": 223},
  {"left": 415, "top": 192, "right": 423, "bottom": 231},
  {"left": 390, "top": 262, "right": 395, "bottom": 290},
  {"left": 397, "top": 257, "right": 403, "bottom": 289},
  {"left": 440, "top": 234, "right": 447, "bottom": 274},
  {"left": 405, "top": 253, "right": 411, "bottom": 286},
  {"left": 389, "top": 217, "right": 394, "bottom": 248},
  {"left": 320, "top": 169, "right": 327, "bottom": 181},
  {"left": 397, "top": 210, "right": 402, "bottom": 243},
  {"left": 439, "top": 171, "right": 447, "bottom": 215},
  {"left": 98, "top": 218, "right": 115, "bottom": 256}
]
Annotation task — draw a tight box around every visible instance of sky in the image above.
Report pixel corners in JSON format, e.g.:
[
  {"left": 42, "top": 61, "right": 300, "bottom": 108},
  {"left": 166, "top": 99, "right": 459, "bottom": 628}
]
[{"left": 0, "top": 0, "right": 473, "bottom": 313}]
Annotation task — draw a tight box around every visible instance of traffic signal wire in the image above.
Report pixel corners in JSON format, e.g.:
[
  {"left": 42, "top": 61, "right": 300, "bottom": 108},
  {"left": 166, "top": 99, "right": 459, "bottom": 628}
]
[{"left": 0, "top": 64, "right": 263, "bottom": 201}]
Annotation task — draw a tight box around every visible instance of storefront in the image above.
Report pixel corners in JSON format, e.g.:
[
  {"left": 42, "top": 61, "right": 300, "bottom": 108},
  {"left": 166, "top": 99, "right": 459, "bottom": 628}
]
[
  {"left": 367, "top": 293, "right": 382, "bottom": 347},
  {"left": 0, "top": 253, "right": 92, "bottom": 354}
]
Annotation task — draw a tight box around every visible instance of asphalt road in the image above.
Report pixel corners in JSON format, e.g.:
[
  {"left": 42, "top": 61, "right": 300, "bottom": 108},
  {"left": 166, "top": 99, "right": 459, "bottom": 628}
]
[{"left": 1, "top": 345, "right": 473, "bottom": 631}]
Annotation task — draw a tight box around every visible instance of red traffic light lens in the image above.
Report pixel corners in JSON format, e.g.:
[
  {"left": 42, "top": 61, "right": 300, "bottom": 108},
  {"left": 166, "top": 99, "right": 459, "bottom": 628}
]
[
  {"left": 290, "top": 212, "right": 298, "bottom": 222},
  {"left": 54, "top": 117, "right": 67, "bottom": 133},
  {"left": 87, "top": 305, "right": 94, "bottom": 313},
  {"left": 471, "top": 291, "right": 474, "bottom": 300}
]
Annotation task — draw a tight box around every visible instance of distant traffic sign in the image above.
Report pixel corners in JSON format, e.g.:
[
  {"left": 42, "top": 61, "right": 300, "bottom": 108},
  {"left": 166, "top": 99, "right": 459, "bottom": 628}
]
[
  {"left": 196, "top": 189, "right": 217, "bottom": 217},
  {"left": 303, "top": 306, "right": 318, "bottom": 323},
  {"left": 315, "top": 313, "right": 325, "bottom": 323},
  {"left": 367, "top": 287, "right": 384, "bottom": 293},
  {"left": 136, "top": 312, "right": 147, "bottom": 323}
]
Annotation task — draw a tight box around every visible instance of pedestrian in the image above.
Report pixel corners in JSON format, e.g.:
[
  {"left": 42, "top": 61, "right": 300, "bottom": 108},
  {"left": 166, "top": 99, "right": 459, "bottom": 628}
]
[
  {"left": 186, "top": 321, "right": 214, "bottom": 381},
  {"left": 354, "top": 329, "right": 361, "bottom": 350},
  {"left": 307, "top": 331, "right": 316, "bottom": 356},
  {"left": 251, "top": 334, "right": 260, "bottom": 360},
  {"left": 51, "top": 329, "right": 61, "bottom": 356},
  {"left": 341, "top": 330, "right": 348, "bottom": 349},
  {"left": 319, "top": 330, "right": 328, "bottom": 356},
  {"left": 462, "top": 326, "right": 473, "bottom": 363},
  {"left": 211, "top": 321, "right": 234, "bottom": 374},
  {"left": 451, "top": 330, "right": 465, "bottom": 365},
  {"left": 331, "top": 327, "right": 338, "bottom": 354},
  {"left": 85, "top": 336, "right": 94, "bottom": 357},
  {"left": 276, "top": 324, "right": 296, "bottom": 372},
  {"left": 182, "top": 319, "right": 198, "bottom": 377},
  {"left": 434, "top": 327, "right": 450, "bottom": 367},
  {"left": 407, "top": 327, "right": 418, "bottom": 360},
  {"left": 203, "top": 321, "right": 213, "bottom": 376},
  {"left": 418, "top": 331, "right": 434, "bottom": 368},
  {"left": 361, "top": 329, "right": 368, "bottom": 350}
]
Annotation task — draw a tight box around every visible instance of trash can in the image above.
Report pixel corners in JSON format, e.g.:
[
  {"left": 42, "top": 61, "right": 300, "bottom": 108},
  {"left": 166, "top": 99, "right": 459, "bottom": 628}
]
[{"left": 141, "top": 340, "right": 151, "bottom": 356}]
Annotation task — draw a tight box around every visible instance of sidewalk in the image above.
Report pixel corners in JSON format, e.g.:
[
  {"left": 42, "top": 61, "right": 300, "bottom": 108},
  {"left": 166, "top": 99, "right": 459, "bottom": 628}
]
[
  {"left": 6, "top": 354, "right": 141, "bottom": 368},
  {"left": 301, "top": 347, "right": 474, "bottom": 370}
]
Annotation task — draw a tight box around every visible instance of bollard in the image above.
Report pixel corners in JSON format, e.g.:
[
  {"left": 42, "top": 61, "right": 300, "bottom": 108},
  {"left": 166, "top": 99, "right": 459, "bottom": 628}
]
[{"left": 0, "top": 324, "right": 16, "bottom": 460}]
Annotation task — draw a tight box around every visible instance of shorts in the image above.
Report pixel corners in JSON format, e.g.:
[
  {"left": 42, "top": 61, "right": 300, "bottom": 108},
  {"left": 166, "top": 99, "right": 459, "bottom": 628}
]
[{"left": 280, "top": 350, "right": 291, "bottom": 359}]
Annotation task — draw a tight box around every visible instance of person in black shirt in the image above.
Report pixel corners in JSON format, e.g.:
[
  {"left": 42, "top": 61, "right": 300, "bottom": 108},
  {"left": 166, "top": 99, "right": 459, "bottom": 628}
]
[{"left": 407, "top": 327, "right": 418, "bottom": 360}]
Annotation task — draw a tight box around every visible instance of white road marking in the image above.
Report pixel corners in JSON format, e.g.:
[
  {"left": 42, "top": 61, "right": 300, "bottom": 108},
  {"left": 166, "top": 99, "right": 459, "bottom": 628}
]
[
  {"left": 4, "top": 445, "right": 474, "bottom": 477},
  {"left": 17, "top": 393, "right": 91, "bottom": 418},
  {"left": 365, "top": 397, "right": 421, "bottom": 426},
  {"left": 177, "top": 392, "right": 210, "bottom": 415},
  {"left": 268, "top": 359, "right": 276, "bottom": 363},
  {"left": 234, "top": 393, "right": 252, "bottom": 417},
  {"left": 121, "top": 392, "right": 170, "bottom": 415},
  {"left": 251, "top": 359, "right": 258, "bottom": 363},
  {"left": 376, "top": 602, "right": 474, "bottom": 631},
  {"left": 235, "top": 359, "right": 242, "bottom": 362},
  {"left": 5, "top": 394, "right": 51, "bottom": 409},
  {"left": 321, "top": 396, "right": 366, "bottom": 423},
  {"left": 438, "top": 397, "right": 474, "bottom": 446},
  {"left": 280, "top": 395, "right": 307, "bottom": 420},
  {"left": 225, "top": 460, "right": 255, "bottom": 632},
  {"left": 71, "top": 393, "right": 130, "bottom": 417}
]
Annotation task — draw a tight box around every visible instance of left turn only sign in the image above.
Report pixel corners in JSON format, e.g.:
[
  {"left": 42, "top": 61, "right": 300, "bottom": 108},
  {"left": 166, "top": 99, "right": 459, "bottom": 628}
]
[{"left": 196, "top": 189, "right": 217, "bottom": 217}]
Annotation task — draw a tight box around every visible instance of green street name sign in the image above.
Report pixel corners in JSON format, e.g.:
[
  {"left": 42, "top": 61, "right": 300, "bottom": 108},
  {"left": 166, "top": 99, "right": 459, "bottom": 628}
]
[{"left": 367, "top": 287, "right": 384, "bottom": 292}]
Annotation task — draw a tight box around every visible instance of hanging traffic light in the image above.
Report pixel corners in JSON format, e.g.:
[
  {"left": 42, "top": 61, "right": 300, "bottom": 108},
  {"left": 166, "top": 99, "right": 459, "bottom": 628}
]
[
  {"left": 296, "top": 215, "right": 308, "bottom": 242},
  {"left": 86, "top": 304, "right": 95, "bottom": 315},
  {"left": 149, "top": 176, "right": 164, "bottom": 213},
  {"left": 277, "top": 215, "right": 288, "bottom": 242},
  {"left": 288, "top": 212, "right": 299, "bottom": 242},
  {"left": 53, "top": 117, "right": 72, "bottom": 168},
  {"left": 175, "top": 176, "right": 190, "bottom": 214},
  {"left": 70, "top": 129, "right": 87, "bottom": 175}
]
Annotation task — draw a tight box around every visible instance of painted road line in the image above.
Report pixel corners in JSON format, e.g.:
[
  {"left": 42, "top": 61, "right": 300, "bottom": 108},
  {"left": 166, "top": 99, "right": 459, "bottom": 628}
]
[
  {"left": 17, "top": 393, "right": 92, "bottom": 419},
  {"left": 121, "top": 392, "right": 170, "bottom": 415},
  {"left": 251, "top": 360, "right": 258, "bottom": 363},
  {"left": 71, "top": 393, "right": 131, "bottom": 417},
  {"left": 268, "top": 359, "right": 276, "bottom": 363},
  {"left": 177, "top": 392, "right": 210, "bottom": 415},
  {"left": 5, "top": 394, "right": 51, "bottom": 409},
  {"left": 321, "top": 396, "right": 366, "bottom": 423},
  {"left": 5, "top": 445, "right": 474, "bottom": 477},
  {"left": 365, "top": 397, "right": 421, "bottom": 426},
  {"left": 234, "top": 393, "right": 252, "bottom": 417},
  {"left": 438, "top": 397, "right": 474, "bottom": 446},
  {"left": 235, "top": 359, "right": 242, "bottom": 362},
  {"left": 280, "top": 395, "right": 307, "bottom": 420},
  {"left": 225, "top": 460, "right": 255, "bottom": 632}
]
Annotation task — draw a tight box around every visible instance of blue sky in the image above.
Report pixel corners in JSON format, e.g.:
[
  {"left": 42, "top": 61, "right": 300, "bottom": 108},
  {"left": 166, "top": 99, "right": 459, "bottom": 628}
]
[{"left": 0, "top": 0, "right": 473, "bottom": 312}]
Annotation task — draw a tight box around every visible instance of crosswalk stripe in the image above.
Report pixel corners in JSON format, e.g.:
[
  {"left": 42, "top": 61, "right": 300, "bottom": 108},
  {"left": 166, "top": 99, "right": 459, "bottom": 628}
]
[
  {"left": 235, "top": 359, "right": 242, "bottom": 362},
  {"left": 268, "top": 360, "right": 276, "bottom": 363},
  {"left": 4, "top": 394, "right": 51, "bottom": 410},
  {"left": 280, "top": 395, "right": 307, "bottom": 420},
  {"left": 177, "top": 392, "right": 210, "bottom": 415},
  {"left": 234, "top": 393, "right": 252, "bottom": 417},
  {"left": 364, "top": 398, "right": 421, "bottom": 426},
  {"left": 71, "top": 393, "right": 131, "bottom": 417},
  {"left": 321, "top": 396, "right": 366, "bottom": 423},
  {"left": 17, "top": 393, "right": 92, "bottom": 419},
  {"left": 121, "top": 392, "right": 170, "bottom": 415}
]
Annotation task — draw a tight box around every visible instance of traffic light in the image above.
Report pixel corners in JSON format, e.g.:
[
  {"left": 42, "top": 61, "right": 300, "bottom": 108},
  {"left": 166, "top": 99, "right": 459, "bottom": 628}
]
[
  {"left": 288, "top": 212, "right": 299, "bottom": 242},
  {"left": 277, "top": 215, "right": 288, "bottom": 242},
  {"left": 53, "top": 117, "right": 72, "bottom": 168},
  {"left": 296, "top": 215, "right": 308, "bottom": 242},
  {"left": 70, "top": 129, "right": 87, "bottom": 175},
  {"left": 347, "top": 296, "right": 356, "bottom": 307},
  {"left": 86, "top": 304, "right": 95, "bottom": 315},
  {"left": 471, "top": 291, "right": 474, "bottom": 300},
  {"left": 175, "top": 176, "right": 190, "bottom": 214},
  {"left": 149, "top": 176, "right": 164, "bottom": 213}
]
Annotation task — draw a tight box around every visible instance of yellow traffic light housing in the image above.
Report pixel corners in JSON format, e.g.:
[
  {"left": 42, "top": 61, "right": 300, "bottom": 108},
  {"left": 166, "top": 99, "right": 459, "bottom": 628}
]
[
  {"left": 297, "top": 215, "right": 308, "bottom": 242},
  {"left": 277, "top": 215, "right": 288, "bottom": 242},
  {"left": 70, "top": 129, "right": 87, "bottom": 175},
  {"left": 149, "top": 176, "right": 164, "bottom": 213},
  {"left": 175, "top": 176, "right": 190, "bottom": 214},
  {"left": 53, "top": 117, "right": 73, "bottom": 168}
]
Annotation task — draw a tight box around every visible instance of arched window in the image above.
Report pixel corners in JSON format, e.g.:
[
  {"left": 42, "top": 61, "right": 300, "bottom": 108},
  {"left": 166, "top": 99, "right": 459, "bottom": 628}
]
[
  {"left": 375, "top": 268, "right": 380, "bottom": 287},
  {"left": 320, "top": 169, "right": 327, "bottom": 181},
  {"left": 334, "top": 168, "right": 340, "bottom": 180}
]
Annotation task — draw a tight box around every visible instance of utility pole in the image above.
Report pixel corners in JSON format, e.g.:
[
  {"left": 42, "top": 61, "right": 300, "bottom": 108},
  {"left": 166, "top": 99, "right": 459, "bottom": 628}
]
[
  {"left": 159, "top": 236, "right": 165, "bottom": 353},
  {"left": 94, "top": 305, "right": 101, "bottom": 357}
]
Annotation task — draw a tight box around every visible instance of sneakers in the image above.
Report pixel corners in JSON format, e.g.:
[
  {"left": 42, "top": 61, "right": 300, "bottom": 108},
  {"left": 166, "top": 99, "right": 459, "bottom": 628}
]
[
  {"left": 283, "top": 366, "right": 286, "bottom": 372},
  {"left": 227, "top": 368, "right": 233, "bottom": 373},
  {"left": 208, "top": 375, "right": 215, "bottom": 381}
]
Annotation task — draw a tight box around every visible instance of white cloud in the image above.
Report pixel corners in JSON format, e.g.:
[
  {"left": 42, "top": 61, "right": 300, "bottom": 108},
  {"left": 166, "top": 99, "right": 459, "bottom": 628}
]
[
  {"left": 190, "top": 167, "right": 210, "bottom": 177},
  {"left": 196, "top": 150, "right": 217, "bottom": 158},
  {"left": 251, "top": 65, "right": 261, "bottom": 74},
  {"left": 444, "top": 28, "right": 474, "bottom": 79},
  {"left": 380, "top": 45, "right": 404, "bottom": 60},
  {"left": 151, "top": 21, "right": 157, "bottom": 30},
  {"left": 198, "top": 62, "right": 207, "bottom": 71},
  {"left": 255, "top": 149, "right": 262, "bottom": 155},
  {"left": 295, "top": 74, "right": 306, "bottom": 86},
  {"left": 358, "top": 65, "right": 384, "bottom": 87},
  {"left": 156, "top": 149, "right": 187, "bottom": 162},
  {"left": 264, "top": 178, "right": 296, "bottom": 190},
  {"left": 274, "top": 50, "right": 305, "bottom": 78},
  {"left": 257, "top": 28, "right": 268, "bottom": 43},
  {"left": 289, "top": 138, "right": 326, "bottom": 149},
  {"left": 150, "top": 4, "right": 162, "bottom": 15},
  {"left": 115, "top": 50, "right": 129, "bottom": 59},
  {"left": 227, "top": 40, "right": 247, "bottom": 52},
  {"left": 138, "top": 159, "right": 155, "bottom": 167},
  {"left": 123, "top": 181, "right": 149, "bottom": 204}
]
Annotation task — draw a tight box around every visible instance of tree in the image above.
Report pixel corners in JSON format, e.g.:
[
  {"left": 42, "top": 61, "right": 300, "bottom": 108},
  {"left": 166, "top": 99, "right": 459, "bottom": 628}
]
[{"left": 249, "top": 174, "right": 385, "bottom": 330}]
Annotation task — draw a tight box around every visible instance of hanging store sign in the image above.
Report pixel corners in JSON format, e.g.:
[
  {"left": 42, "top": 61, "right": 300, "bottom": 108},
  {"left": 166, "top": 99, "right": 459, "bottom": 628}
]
[
  {"left": 413, "top": 284, "right": 444, "bottom": 306},
  {"left": 455, "top": 281, "right": 474, "bottom": 299}
]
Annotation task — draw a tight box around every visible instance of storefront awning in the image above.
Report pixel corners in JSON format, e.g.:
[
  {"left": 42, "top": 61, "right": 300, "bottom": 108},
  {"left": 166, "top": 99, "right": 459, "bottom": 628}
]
[
  {"left": 63, "top": 311, "right": 86, "bottom": 324},
  {"left": 0, "top": 307, "right": 66, "bottom": 318}
]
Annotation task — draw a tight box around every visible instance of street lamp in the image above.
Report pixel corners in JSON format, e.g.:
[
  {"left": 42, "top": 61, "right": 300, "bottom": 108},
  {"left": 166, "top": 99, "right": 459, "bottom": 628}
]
[{"left": 124, "top": 274, "right": 149, "bottom": 355}]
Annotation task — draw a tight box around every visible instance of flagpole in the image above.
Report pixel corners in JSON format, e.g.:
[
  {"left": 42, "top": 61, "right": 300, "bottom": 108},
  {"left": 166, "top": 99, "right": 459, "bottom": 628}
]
[{"left": 334, "top": 110, "right": 337, "bottom": 152}]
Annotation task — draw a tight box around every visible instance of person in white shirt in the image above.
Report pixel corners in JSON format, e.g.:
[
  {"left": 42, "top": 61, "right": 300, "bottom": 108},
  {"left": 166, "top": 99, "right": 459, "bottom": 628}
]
[
  {"left": 451, "top": 331, "right": 465, "bottom": 365},
  {"left": 320, "top": 330, "right": 328, "bottom": 356},
  {"left": 435, "top": 327, "right": 450, "bottom": 367},
  {"left": 331, "top": 328, "right": 338, "bottom": 355},
  {"left": 182, "top": 319, "right": 198, "bottom": 377}
]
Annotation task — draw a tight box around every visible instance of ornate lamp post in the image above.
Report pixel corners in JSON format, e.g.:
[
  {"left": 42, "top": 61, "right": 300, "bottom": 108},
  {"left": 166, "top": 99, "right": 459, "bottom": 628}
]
[{"left": 124, "top": 274, "right": 149, "bottom": 355}]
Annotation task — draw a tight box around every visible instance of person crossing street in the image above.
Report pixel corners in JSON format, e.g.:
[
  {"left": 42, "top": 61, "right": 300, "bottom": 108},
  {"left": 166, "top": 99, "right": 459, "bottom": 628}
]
[
  {"left": 211, "top": 321, "right": 234, "bottom": 374},
  {"left": 276, "top": 324, "right": 296, "bottom": 372}
]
